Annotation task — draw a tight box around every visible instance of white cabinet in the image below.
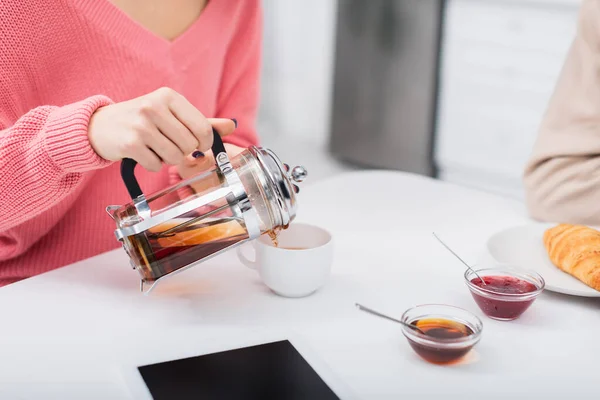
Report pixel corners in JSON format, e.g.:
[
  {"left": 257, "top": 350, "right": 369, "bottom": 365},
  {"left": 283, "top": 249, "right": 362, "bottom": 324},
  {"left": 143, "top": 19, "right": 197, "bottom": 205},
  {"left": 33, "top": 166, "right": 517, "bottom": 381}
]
[
  {"left": 435, "top": 0, "right": 579, "bottom": 199},
  {"left": 258, "top": 0, "right": 338, "bottom": 147}
]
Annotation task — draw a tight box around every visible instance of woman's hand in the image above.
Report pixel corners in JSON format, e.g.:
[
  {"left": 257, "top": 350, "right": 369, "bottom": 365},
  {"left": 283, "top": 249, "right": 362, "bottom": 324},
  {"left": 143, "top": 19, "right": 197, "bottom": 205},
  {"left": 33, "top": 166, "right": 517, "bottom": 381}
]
[{"left": 87, "top": 87, "right": 236, "bottom": 172}]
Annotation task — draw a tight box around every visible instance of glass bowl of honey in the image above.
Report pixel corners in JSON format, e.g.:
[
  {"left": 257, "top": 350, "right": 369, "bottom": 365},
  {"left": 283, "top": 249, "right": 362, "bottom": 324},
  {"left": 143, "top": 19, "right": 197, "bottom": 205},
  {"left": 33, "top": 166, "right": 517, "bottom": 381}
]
[
  {"left": 400, "top": 304, "right": 483, "bottom": 365},
  {"left": 464, "top": 267, "right": 545, "bottom": 321}
]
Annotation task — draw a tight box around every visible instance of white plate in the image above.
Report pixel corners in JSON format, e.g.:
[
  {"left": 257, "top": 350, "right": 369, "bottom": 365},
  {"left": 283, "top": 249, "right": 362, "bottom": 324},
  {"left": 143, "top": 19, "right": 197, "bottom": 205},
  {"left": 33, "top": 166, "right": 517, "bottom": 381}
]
[{"left": 484, "top": 224, "right": 600, "bottom": 297}]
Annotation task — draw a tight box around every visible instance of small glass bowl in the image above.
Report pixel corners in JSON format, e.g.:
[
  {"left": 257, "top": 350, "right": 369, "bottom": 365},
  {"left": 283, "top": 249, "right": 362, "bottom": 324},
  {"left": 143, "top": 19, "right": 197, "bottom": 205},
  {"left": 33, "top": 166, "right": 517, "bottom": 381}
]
[
  {"left": 400, "top": 304, "right": 483, "bottom": 365},
  {"left": 464, "top": 267, "right": 545, "bottom": 321}
]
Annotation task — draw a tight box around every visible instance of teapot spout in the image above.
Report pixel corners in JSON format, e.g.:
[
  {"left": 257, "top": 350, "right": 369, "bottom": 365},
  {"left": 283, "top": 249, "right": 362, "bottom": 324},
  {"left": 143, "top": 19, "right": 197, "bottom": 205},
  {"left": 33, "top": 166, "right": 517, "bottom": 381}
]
[
  {"left": 105, "top": 205, "right": 120, "bottom": 221},
  {"left": 141, "top": 279, "right": 160, "bottom": 295}
]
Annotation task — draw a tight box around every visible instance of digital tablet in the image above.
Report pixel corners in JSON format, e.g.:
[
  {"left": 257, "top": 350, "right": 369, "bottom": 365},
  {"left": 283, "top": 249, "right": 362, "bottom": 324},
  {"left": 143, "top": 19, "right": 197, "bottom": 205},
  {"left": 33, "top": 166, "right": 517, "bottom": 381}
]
[{"left": 136, "top": 340, "right": 342, "bottom": 400}]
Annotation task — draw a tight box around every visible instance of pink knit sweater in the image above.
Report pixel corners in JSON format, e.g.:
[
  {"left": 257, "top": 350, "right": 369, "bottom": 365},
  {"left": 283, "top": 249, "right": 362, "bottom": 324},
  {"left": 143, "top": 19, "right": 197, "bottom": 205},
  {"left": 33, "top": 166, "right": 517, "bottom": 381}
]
[{"left": 0, "top": 0, "right": 261, "bottom": 286}]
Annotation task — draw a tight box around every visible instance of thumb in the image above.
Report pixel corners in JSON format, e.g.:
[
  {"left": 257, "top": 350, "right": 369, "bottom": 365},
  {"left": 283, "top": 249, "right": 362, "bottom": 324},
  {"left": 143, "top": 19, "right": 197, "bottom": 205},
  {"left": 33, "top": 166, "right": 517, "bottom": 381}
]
[{"left": 183, "top": 149, "right": 213, "bottom": 168}]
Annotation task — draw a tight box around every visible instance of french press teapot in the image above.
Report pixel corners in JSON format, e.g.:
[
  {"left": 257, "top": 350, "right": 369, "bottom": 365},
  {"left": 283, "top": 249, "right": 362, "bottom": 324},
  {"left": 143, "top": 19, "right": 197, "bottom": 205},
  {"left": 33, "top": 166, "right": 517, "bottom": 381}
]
[{"left": 107, "top": 130, "right": 307, "bottom": 294}]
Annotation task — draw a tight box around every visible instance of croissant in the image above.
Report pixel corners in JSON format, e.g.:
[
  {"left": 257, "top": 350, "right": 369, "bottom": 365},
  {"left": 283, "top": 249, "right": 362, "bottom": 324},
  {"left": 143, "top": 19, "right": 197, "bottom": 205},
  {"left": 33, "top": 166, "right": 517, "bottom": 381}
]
[{"left": 543, "top": 224, "right": 600, "bottom": 291}]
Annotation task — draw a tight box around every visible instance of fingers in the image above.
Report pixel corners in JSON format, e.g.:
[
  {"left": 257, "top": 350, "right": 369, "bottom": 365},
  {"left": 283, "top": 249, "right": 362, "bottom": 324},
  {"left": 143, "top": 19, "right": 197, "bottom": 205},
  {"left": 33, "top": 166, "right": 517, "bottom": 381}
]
[
  {"left": 182, "top": 119, "right": 236, "bottom": 164},
  {"left": 164, "top": 89, "right": 214, "bottom": 152},
  {"left": 182, "top": 143, "right": 244, "bottom": 169},
  {"left": 152, "top": 108, "right": 198, "bottom": 155},
  {"left": 183, "top": 150, "right": 214, "bottom": 168},
  {"left": 144, "top": 125, "right": 185, "bottom": 165},
  {"left": 208, "top": 118, "right": 237, "bottom": 138},
  {"left": 131, "top": 147, "right": 163, "bottom": 172},
  {"left": 129, "top": 88, "right": 239, "bottom": 172},
  {"left": 151, "top": 114, "right": 238, "bottom": 166}
]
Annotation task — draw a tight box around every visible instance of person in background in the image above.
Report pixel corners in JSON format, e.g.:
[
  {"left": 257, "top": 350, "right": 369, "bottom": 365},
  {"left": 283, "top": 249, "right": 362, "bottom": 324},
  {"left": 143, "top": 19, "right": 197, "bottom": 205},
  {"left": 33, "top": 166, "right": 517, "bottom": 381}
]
[
  {"left": 0, "top": 0, "right": 262, "bottom": 286},
  {"left": 524, "top": 0, "right": 600, "bottom": 225}
]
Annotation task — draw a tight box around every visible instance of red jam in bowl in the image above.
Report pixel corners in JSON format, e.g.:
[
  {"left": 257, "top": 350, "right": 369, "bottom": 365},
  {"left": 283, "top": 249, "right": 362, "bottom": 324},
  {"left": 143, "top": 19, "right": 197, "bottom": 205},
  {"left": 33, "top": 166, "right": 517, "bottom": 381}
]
[{"left": 469, "top": 276, "right": 539, "bottom": 320}]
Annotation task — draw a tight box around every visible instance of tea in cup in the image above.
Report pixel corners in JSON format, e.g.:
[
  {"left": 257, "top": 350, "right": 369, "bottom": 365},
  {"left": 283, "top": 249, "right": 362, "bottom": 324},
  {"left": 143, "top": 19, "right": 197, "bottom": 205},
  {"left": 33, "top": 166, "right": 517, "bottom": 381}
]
[{"left": 237, "top": 223, "right": 333, "bottom": 297}]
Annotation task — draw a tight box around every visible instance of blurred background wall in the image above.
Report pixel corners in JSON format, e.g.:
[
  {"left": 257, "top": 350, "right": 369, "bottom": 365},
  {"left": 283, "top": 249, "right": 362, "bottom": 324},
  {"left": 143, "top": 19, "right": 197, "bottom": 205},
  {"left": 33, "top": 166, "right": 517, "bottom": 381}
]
[
  {"left": 257, "top": 0, "right": 580, "bottom": 198},
  {"left": 258, "top": 0, "right": 346, "bottom": 182},
  {"left": 435, "top": 0, "right": 578, "bottom": 199},
  {"left": 259, "top": 0, "right": 338, "bottom": 147}
]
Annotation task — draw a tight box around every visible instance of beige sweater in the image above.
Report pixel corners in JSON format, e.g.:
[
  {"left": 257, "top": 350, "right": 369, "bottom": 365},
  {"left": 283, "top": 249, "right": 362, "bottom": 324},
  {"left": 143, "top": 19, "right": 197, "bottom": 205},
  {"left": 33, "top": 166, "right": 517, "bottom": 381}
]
[{"left": 524, "top": 0, "right": 600, "bottom": 224}]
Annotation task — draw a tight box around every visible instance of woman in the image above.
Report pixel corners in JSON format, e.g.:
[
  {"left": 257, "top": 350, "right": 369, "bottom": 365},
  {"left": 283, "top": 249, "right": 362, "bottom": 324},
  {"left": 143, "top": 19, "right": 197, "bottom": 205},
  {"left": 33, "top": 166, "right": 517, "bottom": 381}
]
[
  {"left": 524, "top": 0, "right": 600, "bottom": 225},
  {"left": 0, "top": 0, "right": 262, "bottom": 286}
]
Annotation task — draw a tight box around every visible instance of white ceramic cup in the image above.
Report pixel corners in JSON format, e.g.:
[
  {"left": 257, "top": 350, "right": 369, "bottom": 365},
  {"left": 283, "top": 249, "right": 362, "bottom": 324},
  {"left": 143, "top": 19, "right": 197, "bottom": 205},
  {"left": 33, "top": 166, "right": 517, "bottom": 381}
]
[{"left": 236, "top": 223, "right": 333, "bottom": 298}]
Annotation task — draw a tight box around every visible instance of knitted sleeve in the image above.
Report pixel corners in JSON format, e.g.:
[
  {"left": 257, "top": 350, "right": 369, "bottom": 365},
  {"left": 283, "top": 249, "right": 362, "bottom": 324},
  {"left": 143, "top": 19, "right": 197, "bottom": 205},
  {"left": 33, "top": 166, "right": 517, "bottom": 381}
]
[{"left": 0, "top": 95, "right": 114, "bottom": 259}]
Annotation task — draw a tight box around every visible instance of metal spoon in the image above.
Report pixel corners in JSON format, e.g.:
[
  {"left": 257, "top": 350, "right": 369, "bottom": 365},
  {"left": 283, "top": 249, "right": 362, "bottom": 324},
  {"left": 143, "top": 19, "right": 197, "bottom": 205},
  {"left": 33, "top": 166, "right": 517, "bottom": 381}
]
[
  {"left": 355, "top": 303, "right": 425, "bottom": 335},
  {"left": 432, "top": 232, "right": 486, "bottom": 285}
]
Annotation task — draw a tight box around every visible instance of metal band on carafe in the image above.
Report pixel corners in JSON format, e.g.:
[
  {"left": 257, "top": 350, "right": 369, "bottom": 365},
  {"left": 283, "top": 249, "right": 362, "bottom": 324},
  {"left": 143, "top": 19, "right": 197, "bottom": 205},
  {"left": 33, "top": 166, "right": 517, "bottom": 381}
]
[{"left": 115, "top": 129, "right": 261, "bottom": 241}]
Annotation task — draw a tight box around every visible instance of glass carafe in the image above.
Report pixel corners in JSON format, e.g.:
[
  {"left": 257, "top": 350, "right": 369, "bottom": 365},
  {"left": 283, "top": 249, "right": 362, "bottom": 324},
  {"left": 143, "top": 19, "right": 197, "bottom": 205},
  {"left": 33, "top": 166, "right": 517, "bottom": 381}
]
[{"left": 107, "top": 130, "right": 307, "bottom": 293}]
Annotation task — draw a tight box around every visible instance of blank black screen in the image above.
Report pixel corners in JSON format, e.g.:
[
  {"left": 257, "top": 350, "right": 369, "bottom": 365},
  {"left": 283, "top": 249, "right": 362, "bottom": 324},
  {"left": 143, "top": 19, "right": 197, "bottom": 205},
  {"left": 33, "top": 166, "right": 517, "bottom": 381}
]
[{"left": 138, "top": 340, "right": 340, "bottom": 400}]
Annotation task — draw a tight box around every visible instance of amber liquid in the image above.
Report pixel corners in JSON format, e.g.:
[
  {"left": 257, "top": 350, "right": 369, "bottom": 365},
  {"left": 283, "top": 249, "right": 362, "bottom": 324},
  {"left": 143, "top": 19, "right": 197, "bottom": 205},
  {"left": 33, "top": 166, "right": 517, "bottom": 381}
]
[
  {"left": 407, "top": 318, "right": 475, "bottom": 364},
  {"left": 129, "top": 219, "right": 247, "bottom": 281},
  {"left": 268, "top": 230, "right": 279, "bottom": 247},
  {"left": 267, "top": 227, "right": 306, "bottom": 250}
]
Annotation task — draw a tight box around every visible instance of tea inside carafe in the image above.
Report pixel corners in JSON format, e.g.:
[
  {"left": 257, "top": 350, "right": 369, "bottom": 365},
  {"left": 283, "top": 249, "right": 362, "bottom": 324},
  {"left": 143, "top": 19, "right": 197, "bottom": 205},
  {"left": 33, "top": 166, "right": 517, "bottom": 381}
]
[
  {"left": 127, "top": 216, "right": 248, "bottom": 282},
  {"left": 110, "top": 142, "right": 306, "bottom": 291}
]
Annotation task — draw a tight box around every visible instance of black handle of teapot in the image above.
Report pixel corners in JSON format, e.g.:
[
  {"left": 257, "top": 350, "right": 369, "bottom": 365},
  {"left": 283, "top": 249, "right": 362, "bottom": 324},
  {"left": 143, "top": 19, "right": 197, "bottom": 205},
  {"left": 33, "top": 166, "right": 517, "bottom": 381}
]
[{"left": 120, "top": 128, "right": 228, "bottom": 200}]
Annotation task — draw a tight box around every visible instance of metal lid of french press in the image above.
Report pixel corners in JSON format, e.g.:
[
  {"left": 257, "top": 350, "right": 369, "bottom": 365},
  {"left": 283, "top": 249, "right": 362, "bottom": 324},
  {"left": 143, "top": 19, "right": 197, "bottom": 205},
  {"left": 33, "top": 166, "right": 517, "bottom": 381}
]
[{"left": 249, "top": 147, "right": 307, "bottom": 227}]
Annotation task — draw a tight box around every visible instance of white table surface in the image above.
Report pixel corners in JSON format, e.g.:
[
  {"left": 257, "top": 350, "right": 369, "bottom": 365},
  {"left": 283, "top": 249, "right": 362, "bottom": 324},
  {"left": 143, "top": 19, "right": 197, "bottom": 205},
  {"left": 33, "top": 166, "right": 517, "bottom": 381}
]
[{"left": 1, "top": 171, "right": 598, "bottom": 399}]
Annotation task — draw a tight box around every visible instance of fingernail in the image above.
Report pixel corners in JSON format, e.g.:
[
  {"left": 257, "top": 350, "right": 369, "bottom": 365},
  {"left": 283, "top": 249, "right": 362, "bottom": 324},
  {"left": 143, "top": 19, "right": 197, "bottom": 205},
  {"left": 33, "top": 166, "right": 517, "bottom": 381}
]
[
  {"left": 192, "top": 151, "right": 204, "bottom": 158},
  {"left": 231, "top": 118, "right": 238, "bottom": 128}
]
